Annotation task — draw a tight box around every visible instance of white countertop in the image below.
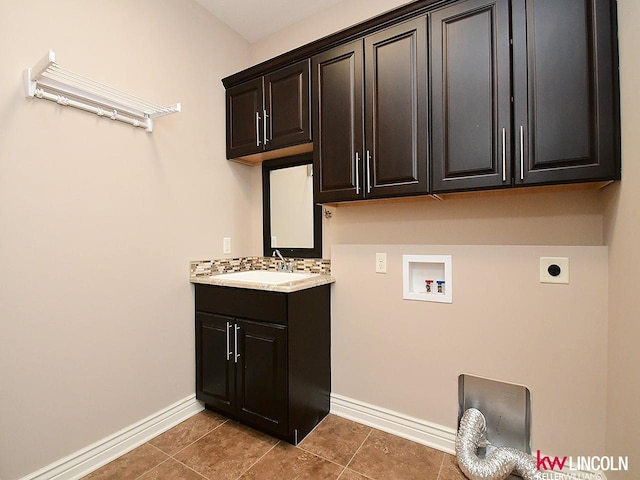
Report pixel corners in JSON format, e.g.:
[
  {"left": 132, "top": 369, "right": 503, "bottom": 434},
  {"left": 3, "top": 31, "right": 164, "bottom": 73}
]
[{"left": 190, "top": 272, "right": 335, "bottom": 293}]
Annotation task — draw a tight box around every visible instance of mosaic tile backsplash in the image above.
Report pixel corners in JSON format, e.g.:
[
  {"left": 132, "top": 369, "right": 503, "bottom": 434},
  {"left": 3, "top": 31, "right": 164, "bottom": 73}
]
[{"left": 190, "top": 257, "right": 331, "bottom": 278}]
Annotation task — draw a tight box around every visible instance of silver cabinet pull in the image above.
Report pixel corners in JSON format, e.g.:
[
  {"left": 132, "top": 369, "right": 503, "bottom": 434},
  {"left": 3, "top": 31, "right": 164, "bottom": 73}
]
[
  {"left": 226, "top": 321, "right": 232, "bottom": 361},
  {"left": 366, "top": 150, "right": 372, "bottom": 194},
  {"left": 263, "top": 109, "right": 269, "bottom": 145},
  {"left": 355, "top": 152, "right": 360, "bottom": 194},
  {"left": 519, "top": 125, "right": 524, "bottom": 181},
  {"left": 256, "top": 112, "right": 261, "bottom": 147},
  {"left": 234, "top": 324, "right": 240, "bottom": 363},
  {"left": 501, "top": 128, "right": 506, "bottom": 182}
]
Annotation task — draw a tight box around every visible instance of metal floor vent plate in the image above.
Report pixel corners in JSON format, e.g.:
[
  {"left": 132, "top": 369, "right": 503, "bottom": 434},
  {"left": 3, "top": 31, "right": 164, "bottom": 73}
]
[{"left": 458, "top": 374, "right": 532, "bottom": 454}]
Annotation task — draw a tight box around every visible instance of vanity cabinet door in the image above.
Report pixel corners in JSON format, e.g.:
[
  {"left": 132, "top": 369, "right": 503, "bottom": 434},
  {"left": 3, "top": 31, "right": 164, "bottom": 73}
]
[
  {"left": 431, "top": 0, "right": 512, "bottom": 193},
  {"left": 511, "top": 0, "right": 618, "bottom": 185},
  {"left": 313, "top": 41, "right": 365, "bottom": 203},
  {"left": 235, "top": 319, "right": 288, "bottom": 435},
  {"left": 195, "top": 313, "right": 236, "bottom": 416}
]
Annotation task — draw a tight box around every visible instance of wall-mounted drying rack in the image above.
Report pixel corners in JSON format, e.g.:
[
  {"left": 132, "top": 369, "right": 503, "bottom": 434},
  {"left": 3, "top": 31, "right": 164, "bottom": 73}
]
[{"left": 23, "top": 51, "right": 181, "bottom": 132}]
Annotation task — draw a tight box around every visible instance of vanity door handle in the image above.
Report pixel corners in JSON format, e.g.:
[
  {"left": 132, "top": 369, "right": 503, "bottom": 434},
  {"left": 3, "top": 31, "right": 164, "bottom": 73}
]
[
  {"left": 256, "top": 112, "right": 261, "bottom": 147},
  {"left": 366, "top": 150, "right": 372, "bottom": 194},
  {"left": 234, "top": 324, "right": 240, "bottom": 363},
  {"left": 519, "top": 125, "right": 524, "bottom": 181},
  {"left": 263, "top": 109, "right": 269, "bottom": 145},
  {"left": 226, "top": 321, "right": 232, "bottom": 361},
  {"left": 501, "top": 127, "right": 506, "bottom": 182},
  {"left": 355, "top": 152, "right": 360, "bottom": 194}
]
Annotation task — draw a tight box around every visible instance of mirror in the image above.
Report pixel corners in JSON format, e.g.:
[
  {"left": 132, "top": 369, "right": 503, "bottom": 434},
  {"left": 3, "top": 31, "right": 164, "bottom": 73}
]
[{"left": 262, "top": 154, "right": 322, "bottom": 258}]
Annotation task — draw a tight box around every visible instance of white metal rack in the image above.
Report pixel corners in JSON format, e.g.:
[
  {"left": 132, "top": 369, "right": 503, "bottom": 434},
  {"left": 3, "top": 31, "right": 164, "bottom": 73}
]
[{"left": 23, "top": 51, "right": 181, "bottom": 132}]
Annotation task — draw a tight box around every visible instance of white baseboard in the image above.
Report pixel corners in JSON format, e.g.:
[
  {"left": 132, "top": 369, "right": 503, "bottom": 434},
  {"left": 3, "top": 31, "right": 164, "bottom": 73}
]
[
  {"left": 330, "top": 393, "right": 457, "bottom": 455},
  {"left": 19, "top": 395, "right": 203, "bottom": 480}
]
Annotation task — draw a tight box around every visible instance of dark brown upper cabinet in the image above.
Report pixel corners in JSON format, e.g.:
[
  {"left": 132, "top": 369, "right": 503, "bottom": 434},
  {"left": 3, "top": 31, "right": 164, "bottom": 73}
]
[
  {"left": 431, "top": 0, "right": 619, "bottom": 193},
  {"left": 313, "top": 17, "right": 428, "bottom": 203},
  {"left": 226, "top": 60, "right": 311, "bottom": 162},
  {"left": 223, "top": 0, "right": 619, "bottom": 196},
  {"left": 512, "top": 0, "right": 618, "bottom": 185},
  {"left": 313, "top": 41, "right": 364, "bottom": 203},
  {"left": 431, "top": 0, "right": 512, "bottom": 192}
]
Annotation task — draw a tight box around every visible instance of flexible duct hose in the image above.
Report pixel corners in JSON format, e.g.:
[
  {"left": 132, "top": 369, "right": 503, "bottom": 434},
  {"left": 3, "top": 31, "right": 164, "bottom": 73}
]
[{"left": 456, "top": 408, "right": 543, "bottom": 480}]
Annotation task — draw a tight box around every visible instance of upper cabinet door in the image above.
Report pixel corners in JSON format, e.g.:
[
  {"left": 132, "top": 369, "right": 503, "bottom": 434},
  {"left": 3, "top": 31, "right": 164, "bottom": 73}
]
[
  {"left": 265, "top": 60, "right": 312, "bottom": 150},
  {"left": 512, "top": 0, "right": 619, "bottom": 185},
  {"left": 431, "top": 0, "right": 512, "bottom": 193},
  {"left": 364, "top": 18, "right": 429, "bottom": 198},
  {"left": 313, "top": 41, "right": 364, "bottom": 203},
  {"left": 226, "top": 77, "right": 264, "bottom": 159}
]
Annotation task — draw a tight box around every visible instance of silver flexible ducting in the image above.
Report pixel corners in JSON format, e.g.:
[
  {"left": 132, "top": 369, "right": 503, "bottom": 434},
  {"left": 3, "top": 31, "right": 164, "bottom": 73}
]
[{"left": 456, "top": 408, "right": 543, "bottom": 480}]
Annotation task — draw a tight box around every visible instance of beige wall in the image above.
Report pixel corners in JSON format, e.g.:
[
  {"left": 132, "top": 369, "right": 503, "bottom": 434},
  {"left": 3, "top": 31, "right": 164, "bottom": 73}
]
[
  {"left": 331, "top": 244, "right": 609, "bottom": 457},
  {"left": 0, "top": 1, "right": 253, "bottom": 479},
  {"left": 603, "top": 0, "right": 640, "bottom": 477},
  {"left": 324, "top": 188, "right": 605, "bottom": 248}
]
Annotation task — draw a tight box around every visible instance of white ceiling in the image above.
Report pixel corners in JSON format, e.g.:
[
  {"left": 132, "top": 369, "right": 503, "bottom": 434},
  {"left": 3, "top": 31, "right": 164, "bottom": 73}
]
[{"left": 194, "top": 0, "right": 345, "bottom": 43}]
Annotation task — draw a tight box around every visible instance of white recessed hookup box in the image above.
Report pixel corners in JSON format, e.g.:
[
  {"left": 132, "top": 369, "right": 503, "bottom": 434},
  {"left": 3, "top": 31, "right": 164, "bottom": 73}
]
[{"left": 403, "top": 255, "right": 452, "bottom": 303}]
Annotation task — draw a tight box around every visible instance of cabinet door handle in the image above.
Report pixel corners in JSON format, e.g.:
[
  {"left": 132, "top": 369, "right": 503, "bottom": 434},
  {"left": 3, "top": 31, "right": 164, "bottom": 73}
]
[
  {"left": 226, "top": 321, "right": 232, "bottom": 361},
  {"left": 256, "top": 112, "right": 261, "bottom": 147},
  {"left": 355, "top": 152, "right": 360, "bottom": 194},
  {"left": 234, "top": 324, "right": 240, "bottom": 363},
  {"left": 501, "top": 127, "right": 506, "bottom": 182},
  {"left": 519, "top": 125, "right": 524, "bottom": 181},
  {"left": 263, "top": 109, "right": 269, "bottom": 145},
  {"left": 366, "top": 150, "right": 372, "bottom": 194}
]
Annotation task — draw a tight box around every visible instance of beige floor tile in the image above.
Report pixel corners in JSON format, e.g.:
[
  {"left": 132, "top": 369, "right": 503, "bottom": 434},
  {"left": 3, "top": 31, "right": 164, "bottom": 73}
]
[
  {"left": 338, "top": 468, "right": 372, "bottom": 479},
  {"left": 137, "top": 458, "right": 206, "bottom": 480},
  {"left": 347, "top": 429, "right": 445, "bottom": 480},
  {"left": 240, "top": 442, "right": 344, "bottom": 479},
  {"left": 81, "top": 443, "right": 168, "bottom": 480},
  {"left": 438, "top": 453, "right": 467, "bottom": 480},
  {"left": 299, "top": 414, "right": 372, "bottom": 466},
  {"left": 149, "top": 410, "right": 226, "bottom": 455},
  {"left": 173, "top": 421, "right": 278, "bottom": 480}
]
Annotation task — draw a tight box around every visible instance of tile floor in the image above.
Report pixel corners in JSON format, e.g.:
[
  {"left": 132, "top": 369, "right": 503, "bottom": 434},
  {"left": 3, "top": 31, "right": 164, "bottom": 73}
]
[{"left": 82, "top": 411, "right": 467, "bottom": 480}]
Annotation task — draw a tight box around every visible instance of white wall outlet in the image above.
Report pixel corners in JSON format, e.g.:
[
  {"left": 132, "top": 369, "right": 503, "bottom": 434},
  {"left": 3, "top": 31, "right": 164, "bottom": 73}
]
[
  {"left": 223, "top": 237, "right": 231, "bottom": 254},
  {"left": 540, "top": 257, "right": 569, "bottom": 284},
  {"left": 376, "top": 253, "right": 387, "bottom": 273}
]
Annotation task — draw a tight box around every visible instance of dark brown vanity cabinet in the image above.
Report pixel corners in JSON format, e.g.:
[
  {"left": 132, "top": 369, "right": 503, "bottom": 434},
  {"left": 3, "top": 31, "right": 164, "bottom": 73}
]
[
  {"left": 313, "top": 17, "right": 429, "bottom": 203},
  {"left": 195, "top": 283, "right": 331, "bottom": 444},
  {"left": 431, "top": 0, "right": 619, "bottom": 193},
  {"left": 226, "top": 60, "right": 311, "bottom": 159}
]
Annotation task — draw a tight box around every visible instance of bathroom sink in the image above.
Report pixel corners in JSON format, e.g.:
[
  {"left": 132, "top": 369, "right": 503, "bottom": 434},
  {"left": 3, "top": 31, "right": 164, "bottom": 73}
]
[{"left": 212, "top": 270, "right": 319, "bottom": 285}]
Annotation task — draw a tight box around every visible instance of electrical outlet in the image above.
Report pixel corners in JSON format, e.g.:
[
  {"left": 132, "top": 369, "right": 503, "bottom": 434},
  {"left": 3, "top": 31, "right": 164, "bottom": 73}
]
[
  {"left": 540, "top": 257, "right": 569, "bottom": 284},
  {"left": 223, "top": 237, "right": 231, "bottom": 254},
  {"left": 376, "top": 253, "right": 387, "bottom": 273}
]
